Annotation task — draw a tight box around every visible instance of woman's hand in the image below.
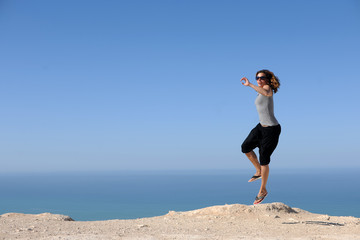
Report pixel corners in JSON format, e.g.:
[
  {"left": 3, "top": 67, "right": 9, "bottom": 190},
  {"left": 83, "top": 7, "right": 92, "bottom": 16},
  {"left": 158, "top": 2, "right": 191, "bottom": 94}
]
[
  {"left": 241, "top": 77, "right": 272, "bottom": 96},
  {"left": 241, "top": 77, "right": 250, "bottom": 86}
]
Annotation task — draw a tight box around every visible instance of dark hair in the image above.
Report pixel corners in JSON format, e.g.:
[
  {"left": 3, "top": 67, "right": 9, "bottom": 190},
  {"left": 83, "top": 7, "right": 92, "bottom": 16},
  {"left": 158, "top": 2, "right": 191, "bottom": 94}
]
[{"left": 256, "top": 69, "right": 280, "bottom": 93}]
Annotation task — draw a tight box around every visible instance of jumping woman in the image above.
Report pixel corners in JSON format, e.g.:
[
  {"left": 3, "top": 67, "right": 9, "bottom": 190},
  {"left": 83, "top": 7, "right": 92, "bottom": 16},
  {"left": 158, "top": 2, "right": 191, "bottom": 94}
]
[{"left": 240, "top": 69, "right": 281, "bottom": 204}]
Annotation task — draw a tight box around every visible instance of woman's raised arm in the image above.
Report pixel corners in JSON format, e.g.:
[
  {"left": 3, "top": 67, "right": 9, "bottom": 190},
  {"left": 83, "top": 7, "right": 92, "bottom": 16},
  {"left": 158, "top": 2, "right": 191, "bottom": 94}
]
[{"left": 241, "top": 77, "right": 273, "bottom": 97}]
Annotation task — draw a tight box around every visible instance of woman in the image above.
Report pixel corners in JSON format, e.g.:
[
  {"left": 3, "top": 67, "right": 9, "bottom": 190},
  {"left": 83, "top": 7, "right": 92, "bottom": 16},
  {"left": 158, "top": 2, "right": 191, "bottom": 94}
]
[{"left": 240, "top": 69, "right": 281, "bottom": 204}]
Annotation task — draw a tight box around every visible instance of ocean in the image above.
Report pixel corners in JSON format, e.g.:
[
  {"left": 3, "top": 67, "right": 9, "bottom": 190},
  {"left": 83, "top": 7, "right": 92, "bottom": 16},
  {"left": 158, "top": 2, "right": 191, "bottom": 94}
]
[{"left": 1, "top": 168, "right": 359, "bottom": 221}]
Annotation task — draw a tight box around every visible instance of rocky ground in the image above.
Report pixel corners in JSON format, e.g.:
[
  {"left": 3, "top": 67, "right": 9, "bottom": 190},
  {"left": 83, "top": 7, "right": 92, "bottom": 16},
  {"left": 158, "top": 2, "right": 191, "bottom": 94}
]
[{"left": 1, "top": 202, "right": 359, "bottom": 240}]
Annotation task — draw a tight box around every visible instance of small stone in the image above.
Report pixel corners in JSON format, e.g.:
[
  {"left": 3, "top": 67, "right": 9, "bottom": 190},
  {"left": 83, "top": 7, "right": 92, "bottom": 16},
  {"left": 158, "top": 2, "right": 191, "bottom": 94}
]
[
  {"left": 318, "top": 215, "right": 330, "bottom": 221},
  {"left": 167, "top": 211, "right": 176, "bottom": 216},
  {"left": 138, "top": 224, "right": 149, "bottom": 228}
]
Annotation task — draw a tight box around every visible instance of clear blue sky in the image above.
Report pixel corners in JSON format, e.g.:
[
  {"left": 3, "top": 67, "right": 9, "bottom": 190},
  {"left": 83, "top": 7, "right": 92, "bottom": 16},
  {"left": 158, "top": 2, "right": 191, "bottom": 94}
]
[{"left": 1, "top": 0, "right": 359, "bottom": 173}]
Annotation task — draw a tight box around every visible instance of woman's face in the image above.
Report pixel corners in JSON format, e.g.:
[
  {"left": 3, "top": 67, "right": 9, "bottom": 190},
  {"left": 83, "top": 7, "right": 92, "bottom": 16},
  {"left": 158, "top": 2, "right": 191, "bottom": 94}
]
[{"left": 256, "top": 73, "right": 268, "bottom": 88}]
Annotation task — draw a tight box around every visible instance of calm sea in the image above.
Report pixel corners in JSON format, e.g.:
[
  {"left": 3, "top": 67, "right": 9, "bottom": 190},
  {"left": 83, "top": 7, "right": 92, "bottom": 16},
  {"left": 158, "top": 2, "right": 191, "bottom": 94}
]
[{"left": 0, "top": 168, "right": 359, "bottom": 221}]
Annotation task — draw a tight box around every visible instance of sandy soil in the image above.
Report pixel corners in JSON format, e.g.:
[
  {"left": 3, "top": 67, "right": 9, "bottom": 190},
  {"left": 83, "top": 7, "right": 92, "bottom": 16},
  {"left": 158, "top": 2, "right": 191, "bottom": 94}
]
[{"left": 1, "top": 202, "right": 359, "bottom": 240}]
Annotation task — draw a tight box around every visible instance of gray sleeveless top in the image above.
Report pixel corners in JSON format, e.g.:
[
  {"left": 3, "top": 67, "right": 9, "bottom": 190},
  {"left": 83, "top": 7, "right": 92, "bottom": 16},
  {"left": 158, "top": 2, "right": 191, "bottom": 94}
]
[{"left": 255, "top": 94, "right": 279, "bottom": 126}]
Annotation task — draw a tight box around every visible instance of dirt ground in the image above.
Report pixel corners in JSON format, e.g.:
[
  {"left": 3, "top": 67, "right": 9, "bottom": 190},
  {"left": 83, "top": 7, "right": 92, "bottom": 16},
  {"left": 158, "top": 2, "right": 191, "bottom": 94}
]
[{"left": 1, "top": 202, "right": 359, "bottom": 240}]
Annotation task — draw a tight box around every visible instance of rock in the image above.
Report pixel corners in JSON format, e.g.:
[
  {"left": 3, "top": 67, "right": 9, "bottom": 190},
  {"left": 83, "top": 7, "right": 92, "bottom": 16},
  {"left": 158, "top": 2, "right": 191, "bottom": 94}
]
[
  {"left": 1, "top": 203, "right": 359, "bottom": 240},
  {"left": 167, "top": 211, "right": 176, "bottom": 216},
  {"left": 262, "top": 203, "right": 298, "bottom": 213},
  {"left": 167, "top": 202, "right": 299, "bottom": 218},
  {"left": 317, "top": 215, "right": 331, "bottom": 221},
  {"left": 137, "top": 224, "right": 149, "bottom": 228},
  {"left": 37, "top": 213, "right": 74, "bottom": 221},
  {"left": 0, "top": 212, "right": 74, "bottom": 222}
]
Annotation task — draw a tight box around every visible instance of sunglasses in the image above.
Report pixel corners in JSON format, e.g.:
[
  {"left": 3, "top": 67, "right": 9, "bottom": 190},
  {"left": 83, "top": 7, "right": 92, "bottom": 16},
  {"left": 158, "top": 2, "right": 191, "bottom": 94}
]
[{"left": 256, "top": 76, "right": 267, "bottom": 80}]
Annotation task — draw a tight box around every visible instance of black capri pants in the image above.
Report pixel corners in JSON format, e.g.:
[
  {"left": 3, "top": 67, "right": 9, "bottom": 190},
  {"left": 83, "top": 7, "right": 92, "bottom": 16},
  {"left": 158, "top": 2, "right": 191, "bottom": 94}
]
[{"left": 241, "top": 123, "right": 281, "bottom": 166}]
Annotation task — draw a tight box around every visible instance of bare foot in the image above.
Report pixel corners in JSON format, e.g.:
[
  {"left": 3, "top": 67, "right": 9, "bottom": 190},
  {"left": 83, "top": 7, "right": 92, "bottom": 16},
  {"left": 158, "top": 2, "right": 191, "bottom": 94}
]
[
  {"left": 254, "top": 191, "right": 268, "bottom": 204},
  {"left": 257, "top": 190, "right": 268, "bottom": 197},
  {"left": 248, "top": 174, "right": 262, "bottom": 182}
]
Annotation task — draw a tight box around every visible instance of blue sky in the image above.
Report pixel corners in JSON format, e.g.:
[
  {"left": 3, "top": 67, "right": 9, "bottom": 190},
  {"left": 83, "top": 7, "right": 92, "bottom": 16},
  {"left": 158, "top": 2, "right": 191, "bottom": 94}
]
[{"left": 0, "top": 0, "right": 359, "bottom": 172}]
